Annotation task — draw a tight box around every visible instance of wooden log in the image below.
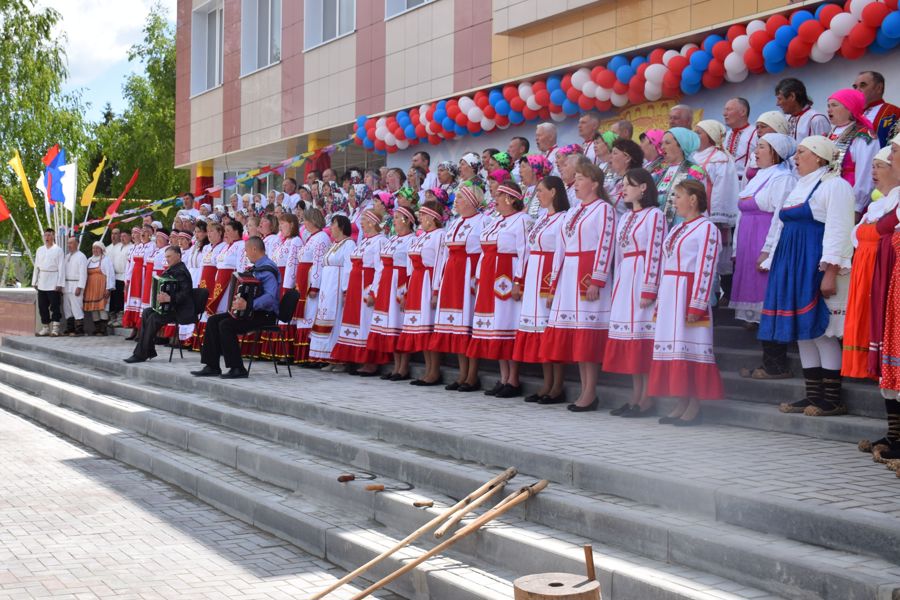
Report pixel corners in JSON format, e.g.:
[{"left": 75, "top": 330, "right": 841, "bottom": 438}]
[{"left": 513, "top": 573, "right": 601, "bottom": 600}]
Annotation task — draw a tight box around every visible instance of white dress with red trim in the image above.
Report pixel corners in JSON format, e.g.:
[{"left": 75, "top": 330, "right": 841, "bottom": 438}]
[
  {"left": 332, "top": 233, "right": 388, "bottom": 363},
  {"left": 648, "top": 216, "right": 724, "bottom": 400},
  {"left": 211, "top": 240, "right": 246, "bottom": 314},
  {"left": 140, "top": 243, "right": 159, "bottom": 313},
  {"left": 293, "top": 230, "right": 330, "bottom": 362},
  {"left": 828, "top": 123, "right": 878, "bottom": 214},
  {"left": 191, "top": 241, "right": 226, "bottom": 351},
  {"left": 604, "top": 207, "right": 666, "bottom": 375},
  {"left": 694, "top": 146, "right": 740, "bottom": 227},
  {"left": 513, "top": 211, "right": 566, "bottom": 364},
  {"left": 367, "top": 232, "right": 414, "bottom": 356},
  {"left": 122, "top": 241, "right": 145, "bottom": 328},
  {"left": 397, "top": 229, "right": 444, "bottom": 353},
  {"left": 541, "top": 199, "right": 616, "bottom": 364},
  {"left": 788, "top": 106, "right": 831, "bottom": 141},
  {"left": 467, "top": 212, "right": 533, "bottom": 360},
  {"left": 259, "top": 235, "right": 297, "bottom": 359},
  {"left": 428, "top": 214, "right": 485, "bottom": 354},
  {"left": 310, "top": 238, "right": 356, "bottom": 361}
]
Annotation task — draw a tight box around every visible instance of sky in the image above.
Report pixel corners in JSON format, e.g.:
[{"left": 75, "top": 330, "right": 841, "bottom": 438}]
[{"left": 49, "top": 0, "right": 178, "bottom": 122}]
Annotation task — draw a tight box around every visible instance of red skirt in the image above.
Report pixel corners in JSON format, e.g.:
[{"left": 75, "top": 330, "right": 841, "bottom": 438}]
[
  {"left": 192, "top": 265, "right": 219, "bottom": 351},
  {"left": 140, "top": 261, "right": 154, "bottom": 307},
  {"left": 540, "top": 327, "right": 608, "bottom": 364},
  {"left": 648, "top": 359, "right": 724, "bottom": 400},
  {"left": 257, "top": 266, "right": 289, "bottom": 359},
  {"left": 467, "top": 247, "right": 516, "bottom": 360},
  {"left": 602, "top": 338, "right": 654, "bottom": 374},
  {"left": 869, "top": 211, "right": 899, "bottom": 376},
  {"left": 428, "top": 249, "right": 478, "bottom": 354},
  {"left": 367, "top": 259, "right": 405, "bottom": 356},
  {"left": 122, "top": 257, "right": 144, "bottom": 328},
  {"left": 396, "top": 259, "right": 433, "bottom": 354},
  {"left": 880, "top": 231, "right": 900, "bottom": 392},
  {"left": 511, "top": 331, "right": 544, "bottom": 363},
  {"left": 292, "top": 263, "right": 314, "bottom": 363},
  {"left": 332, "top": 262, "right": 389, "bottom": 364}
]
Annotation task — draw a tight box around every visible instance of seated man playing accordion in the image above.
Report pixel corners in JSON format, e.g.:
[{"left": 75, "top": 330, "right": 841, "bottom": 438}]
[
  {"left": 192, "top": 236, "right": 280, "bottom": 379},
  {"left": 124, "top": 245, "right": 195, "bottom": 363}
]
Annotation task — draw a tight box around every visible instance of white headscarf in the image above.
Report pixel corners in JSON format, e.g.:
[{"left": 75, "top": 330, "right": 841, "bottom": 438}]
[
  {"left": 799, "top": 135, "right": 837, "bottom": 164},
  {"left": 696, "top": 119, "right": 726, "bottom": 147},
  {"left": 756, "top": 111, "right": 790, "bottom": 136},
  {"left": 760, "top": 133, "right": 797, "bottom": 161}
]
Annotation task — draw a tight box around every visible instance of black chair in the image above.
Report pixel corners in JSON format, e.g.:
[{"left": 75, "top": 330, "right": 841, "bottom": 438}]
[
  {"left": 170, "top": 288, "right": 209, "bottom": 362},
  {"left": 247, "top": 289, "right": 301, "bottom": 377}
]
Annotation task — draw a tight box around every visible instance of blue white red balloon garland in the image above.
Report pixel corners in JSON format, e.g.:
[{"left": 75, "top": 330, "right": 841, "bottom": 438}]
[{"left": 354, "top": 0, "right": 900, "bottom": 153}]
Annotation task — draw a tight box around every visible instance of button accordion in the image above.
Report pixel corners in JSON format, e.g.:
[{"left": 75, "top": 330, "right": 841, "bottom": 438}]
[
  {"left": 150, "top": 274, "right": 178, "bottom": 315},
  {"left": 227, "top": 273, "right": 261, "bottom": 319}
]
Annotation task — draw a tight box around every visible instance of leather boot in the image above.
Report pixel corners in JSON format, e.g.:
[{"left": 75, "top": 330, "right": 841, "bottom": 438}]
[
  {"left": 73, "top": 319, "right": 85, "bottom": 337},
  {"left": 94, "top": 320, "right": 108, "bottom": 336},
  {"left": 63, "top": 317, "right": 75, "bottom": 336}
]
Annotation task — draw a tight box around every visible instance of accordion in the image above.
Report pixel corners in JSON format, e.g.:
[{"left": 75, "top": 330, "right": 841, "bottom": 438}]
[
  {"left": 150, "top": 274, "right": 178, "bottom": 315},
  {"left": 227, "top": 273, "right": 261, "bottom": 319}
]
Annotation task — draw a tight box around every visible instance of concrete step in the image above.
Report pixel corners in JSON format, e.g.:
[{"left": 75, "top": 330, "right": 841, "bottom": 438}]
[
  {"left": 3, "top": 344, "right": 900, "bottom": 600},
  {"left": 0, "top": 364, "right": 791, "bottom": 600}
]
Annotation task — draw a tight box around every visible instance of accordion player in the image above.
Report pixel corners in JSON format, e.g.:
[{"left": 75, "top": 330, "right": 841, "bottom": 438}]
[
  {"left": 150, "top": 274, "right": 178, "bottom": 315},
  {"left": 227, "top": 273, "right": 262, "bottom": 319}
]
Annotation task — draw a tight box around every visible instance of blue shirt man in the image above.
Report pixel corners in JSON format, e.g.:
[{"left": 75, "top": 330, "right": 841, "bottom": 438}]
[{"left": 246, "top": 254, "right": 280, "bottom": 314}]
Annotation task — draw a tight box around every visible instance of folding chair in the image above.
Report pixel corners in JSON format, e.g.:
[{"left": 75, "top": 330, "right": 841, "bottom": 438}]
[{"left": 247, "top": 289, "right": 300, "bottom": 377}]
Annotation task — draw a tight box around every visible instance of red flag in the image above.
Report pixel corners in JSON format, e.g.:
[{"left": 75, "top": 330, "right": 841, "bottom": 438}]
[
  {"left": 41, "top": 144, "right": 60, "bottom": 167},
  {"left": 106, "top": 169, "right": 140, "bottom": 216},
  {"left": 0, "top": 195, "right": 10, "bottom": 222}
]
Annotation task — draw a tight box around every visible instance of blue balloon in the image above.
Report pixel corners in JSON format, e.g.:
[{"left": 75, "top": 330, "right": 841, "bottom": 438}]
[
  {"left": 765, "top": 59, "right": 787, "bottom": 74},
  {"left": 356, "top": 115, "right": 367, "bottom": 128},
  {"left": 375, "top": 149, "right": 386, "bottom": 156},
  {"left": 689, "top": 50, "right": 712, "bottom": 72},
  {"left": 882, "top": 12, "right": 900, "bottom": 39},
  {"left": 562, "top": 99, "right": 579, "bottom": 115},
  {"left": 774, "top": 25, "right": 795, "bottom": 48},
  {"left": 762, "top": 40, "right": 787, "bottom": 63},
  {"left": 404, "top": 125, "right": 416, "bottom": 139},
  {"left": 509, "top": 111, "right": 525, "bottom": 124},
  {"left": 547, "top": 75, "right": 562, "bottom": 91},
  {"left": 495, "top": 99, "right": 511, "bottom": 116},
  {"left": 681, "top": 66, "right": 702, "bottom": 85},
  {"left": 550, "top": 89, "right": 567, "bottom": 106},
  {"left": 472, "top": 130, "right": 483, "bottom": 137},
  {"left": 790, "top": 10, "right": 814, "bottom": 28},
  {"left": 454, "top": 124, "right": 467, "bottom": 135},
  {"left": 630, "top": 56, "right": 647, "bottom": 70},
  {"left": 397, "top": 110, "right": 409, "bottom": 123},
  {"left": 680, "top": 79, "right": 701, "bottom": 95},
  {"left": 442, "top": 117, "right": 455, "bottom": 131},
  {"left": 702, "top": 34, "right": 724, "bottom": 53},
  {"left": 607, "top": 55, "right": 628, "bottom": 72},
  {"left": 877, "top": 27, "right": 900, "bottom": 49},
  {"left": 363, "top": 138, "right": 374, "bottom": 149},
  {"left": 616, "top": 65, "right": 635, "bottom": 84},
  {"left": 489, "top": 89, "right": 503, "bottom": 104},
  {"left": 434, "top": 109, "right": 447, "bottom": 123},
  {"left": 436, "top": 100, "right": 447, "bottom": 110}
]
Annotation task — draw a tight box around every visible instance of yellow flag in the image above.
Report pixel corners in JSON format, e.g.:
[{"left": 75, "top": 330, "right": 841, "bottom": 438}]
[
  {"left": 7, "top": 150, "right": 36, "bottom": 208},
  {"left": 159, "top": 206, "right": 173, "bottom": 217},
  {"left": 90, "top": 225, "right": 107, "bottom": 235},
  {"left": 81, "top": 156, "right": 106, "bottom": 207}
]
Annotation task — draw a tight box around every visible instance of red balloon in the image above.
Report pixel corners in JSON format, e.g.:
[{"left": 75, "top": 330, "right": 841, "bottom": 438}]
[
  {"left": 787, "top": 37, "right": 812, "bottom": 58},
  {"left": 549, "top": 103, "right": 562, "bottom": 113},
  {"left": 818, "top": 3, "right": 842, "bottom": 28},
  {"left": 483, "top": 105, "right": 496, "bottom": 119},
  {"left": 428, "top": 135, "right": 441, "bottom": 145},
  {"left": 443, "top": 131, "right": 456, "bottom": 140},
  {"left": 668, "top": 55, "right": 689, "bottom": 74},
  {"left": 749, "top": 30, "right": 771, "bottom": 51},
  {"left": 454, "top": 112, "right": 468, "bottom": 126},
  {"left": 578, "top": 95, "right": 595, "bottom": 110},
  {"left": 649, "top": 48, "right": 666, "bottom": 64},
  {"left": 447, "top": 103, "right": 460, "bottom": 119},
  {"left": 426, "top": 107, "right": 435, "bottom": 121},
  {"left": 848, "top": 23, "right": 877, "bottom": 48},
  {"left": 534, "top": 89, "right": 551, "bottom": 106},
  {"left": 354, "top": 136, "right": 363, "bottom": 146},
  {"left": 637, "top": 62, "right": 649, "bottom": 77},
  {"left": 797, "top": 19, "right": 824, "bottom": 44},
  {"left": 395, "top": 126, "right": 406, "bottom": 140},
  {"left": 684, "top": 47, "right": 698, "bottom": 60},
  {"left": 702, "top": 72, "right": 724, "bottom": 89},
  {"left": 561, "top": 73, "right": 573, "bottom": 89},
  {"left": 596, "top": 69, "right": 616, "bottom": 88},
  {"left": 375, "top": 140, "right": 386, "bottom": 151},
  {"left": 765, "top": 14, "right": 789, "bottom": 37},
  {"left": 503, "top": 85, "right": 517, "bottom": 101},
  {"left": 743, "top": 47, "right": 765, "bottom": 72},
  {"left": 708, "top": 58, "right": 726, "bottom": 77},
  {"left": 886, "top": 0, "right": 899, "bottom": 10},
  {"left": 467, "top": 121, "right": 481, "bottom": 133},
  {"left": 662, "top": 84, "right": 680, "bottom": 99},
  {"left": 712, "top": 40, "right": 732, "bottom": 62},
  {"left": 591, "top": 66, "right": 605, "bottom": 81},
  {"left": 387, "top": 145, "right": 398, "bottom": 154},
  {"left": 627, "top": 88, "right": 644, "bottom": 105},
  {"left": 566, "top": 86, "right": 581, "bottom": 102},
  {"left": 495, "top": 114, "right": 510, "bottom": 127},
  {"left": 510, "top": 97, "right": 526, "bottom": 112},
  {"left": 613, "top": 80, "right": 629, "bottom": 95},
  {"left": 862, "top": 2, "right": 891, "bottom": 28},
  {"left": 663, "top": 70, "right": 681, "bottom": 89},
  {"left": 594, "top": 99, "right": 612, "bottom": 112},
  {"left": 539, "top": 107, "right": 551, "bottom": 119},
  {"left": 840, "top": 36, "right": 867, "bottom": 59},
  {"left": 415, "top": 124, "right": 426, "bottom": 138},
  {"left": 532, "top": 80, "right": 547, "bottom": 92},
  {"left": 726, "top": 24, "right": 746, "bottom": 41},
  {"left": 523, "top": 107, "right": 539, "bottom": 120},
  {"left": 410, "top": 109, "right": 420, "bottom": 124}
]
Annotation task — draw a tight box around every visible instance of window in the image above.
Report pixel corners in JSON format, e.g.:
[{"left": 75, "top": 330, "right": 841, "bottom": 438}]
[
  {"left": 304, "top": 0, "right": 355, "bottom": 50},
  {"left": 241, "top": 0, "right": 281, "bottom": 75},
  {"left": 191, "top": 1, "right": 224, "bottom": 95},
  {"left": 385, "top": 0, "right": 432, "bottom": 19}
]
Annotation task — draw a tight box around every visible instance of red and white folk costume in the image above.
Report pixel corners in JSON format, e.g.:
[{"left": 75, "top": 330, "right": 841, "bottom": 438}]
[
  {"left": 828, "top": 123, "right": 878, "bottom": 214},
  {"left": 648, "top": 216, "right": 724, "bottom": 400},
  {"left": 293, "top": 230, "right": 330, "bottom": 362},
  {"left": 309, "top": 238, "right": 356, "bottom": 360},
  {"left": 367, "top": 230, "right": 414, "bottom": 355},
  {"left": 604, "top": 207, "right": 666, "bottom": 374},
  {"left": 787, "top": 105, "right": 831, "bottom": 142},
  {"left": 210, "top": 239, "right": 246, "bottom": 314},
  {"left": 397, "top": 226, "right": 445, "bottom": 353},
  {"left": 693, "top": 145, "right": 740, "bottom": 227},
  {"left": 259, "top": 234, "right": 298, "bottom": 360},
  {"left": 541, "top": 198, "right": 616, "bottom": 363},
  {"left": 429, "top": 210, "right": 485, "bottom": 353},
  {"left": 512, "top": 210, "right": 566, "bottom": 363},
  {"left": 723, "top": 125, "right": 758, "bottom": 183},
  {"left": 467, "top": 210, "right": 533, "bottom": 360},
  {"left": 122, "top": 238, "right": 146, "bottom": 328},
  {"left": 140, "top": 239, "right": 159, "bottom": 314},
  {"left": 190, "top": 240, "right": 227, "bottom": 350},
  {"left": 331, "top": 229, "right": 388, "bottom": 364}
]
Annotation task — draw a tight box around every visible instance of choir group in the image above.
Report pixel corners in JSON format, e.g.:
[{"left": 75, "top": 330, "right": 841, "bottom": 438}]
[{"left": 36, "top": 71, "right": 900, "bottom": 466}]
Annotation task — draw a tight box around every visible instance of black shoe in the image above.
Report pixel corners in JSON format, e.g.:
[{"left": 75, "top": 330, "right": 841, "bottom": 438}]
[
  {"left": 125, "top": 332, "right": 138, "bottom": 341},
  {"left": 123, "top": 355, "right": 146, "bottom": 364},
  {"left": 154, "top": 337, "right": 169, "bottom": 345},
  {"left": 191, "top": 366, "right": 222, "bottom": 377},
  {"left": 621, "top": 404, "right": 657, "bottom": 418},
  {"left": 609, "top": 402, "right": 633, "bottom": 416},
  {"left": 457, "top": 382, "right": 481, "bottom": 393},
  {"left": 538, "top": 393, "right": 567, "bottom": 405},
  {"left": 524, "top": 393, "right": 543, "bottom": 403},
  {"left": 221, "top": 367, "right": 249, "bottom": 379},
  {"left": 357, "top": 370, "right": 380, "bottom": 378},
  {"left": 418, "top": 379, "right": 444, "bottom": 387},
  {"left": 390, "top": 373, "right": 411, "bottom": 381},
  {"left": 380, "top": 373, "right": 395, "bottom": 380},
  {"left": 484, "top": 381, "right": 504, "bottom": 396},
  {"left": 444, "top": 382, "right": 461, "bottom": 391},
  {"left": 495, "top": 384, "right": 522, "bottom": 398},
  {"left": 673, "top": 413, "right": 703, "bottom": 426},
  {"left": 567, "top": 398, "right": 599, "bottom": 412},
  {"left": 658, "top": 415, "right": 679, "bottom": 424}
]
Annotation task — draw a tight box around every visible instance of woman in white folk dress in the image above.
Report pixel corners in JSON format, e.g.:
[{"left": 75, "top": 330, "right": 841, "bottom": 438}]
[
  {"left": 400, "top": 201, "right": 447, "bottom": 386},
  {"left": 191, "top": 223, "right": 227, "bottom": 351},
  {"left": 309, "top": 215, "right": 356, "bottom": 370},
  {"left": 467, "top": 180, "right": 533, "bottom": 398},
  {"left": 649, "top": 179, "right": 724, "bottom": 425},
  {"left": 293, "top": 208, "right": 331, "bottom": 366},
  {"left": 122, "top": 226, "right": 147, "bottom": 333},
  {"left": 367, "top": 206, "right": 416, "bottom": 380},
  {"left": 541, "top": 161, "right": 617, "bottom": 412},
  {"left": 260, "top": 214, "right": 299, "bottom": 361},
  {"left": 512, "top": 176, "right": 570, "bottom": 404},
  {"left": 605, "top": 168, "right": 666, "bottom": 418}
]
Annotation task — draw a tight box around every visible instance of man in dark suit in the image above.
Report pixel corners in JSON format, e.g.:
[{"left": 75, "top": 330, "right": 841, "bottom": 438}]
[{"left": 124, "top": 245, "right": 195, "bottom": 363}]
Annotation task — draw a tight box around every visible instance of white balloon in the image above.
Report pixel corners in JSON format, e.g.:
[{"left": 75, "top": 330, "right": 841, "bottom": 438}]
[
  {"left": 518, "top": 82, "right": 533, "bottom": 101},
  {"left": 571, "top": 67, "right": 591, "bottom": 90},
  {"left": 645, "top": 63, "right": 667, "bottom": 84},
  {"left": 724, "top": 51, "right": 746, "bottom": 73},
  {"left": 458, "top": 96, "right": 474, "bottom": 112},
  {"left": 385, "top": 133, "right": 397, "bottom": 146},
  {"left": 376, "top": 126, "right": 388, "bottom": 140},
  {"left": 526, "top": 96, "right": 541, "bottom": 111},
  {"left": 611, "top": 92, "right": 628, "bottom": 107},
  {"left": 582, "top": 81, "right": 598, "bottom": 99},
  {"left": 725, "top": 68, "right": 748, "bottom": 83},
  {"left": 420, "top": 104, "right": 430, "bottom": 116},
  {"left": 481, "top": 118, "right": 496, "bottom": 131},
  {"left": 818, "top": 29, "right": 843, "bottom": 53},
  {"left": 810, "top": 43, "right": 835, "bottom": 63},
  {"left": 425, "top": 123, "right": 434, "bottom": 135},
  {"left": 376, "top": 117, "right": 387, "bottom": 128},
  {"left": 595, "top": 86, "right": 612, "bottom": 101},
  {"left": 397, "top": 139, "right": 410, "bottom": 150},
  {"left": 731, "top": 34, "right": 750, "bottom": 55},
  {"left": 830, "top": 12, "right": 858, "bottom": 37},
  {"left": 662, "top": 49, "right": 680, "bottom": 65},
  {"left": 467, "top": 107, "right": 483, "bottom": 122},
  {"left": 850, "top": 0, "right": 874, "bottom": 20},
  {"left": 644, "top": 84, "right": 663, "bottom": 102},
  {"left": 746, "top": 19, "right": 767, "bottom": 35},
  {"left": 550, "top": 111, "right": 566, "bottom": 122}
]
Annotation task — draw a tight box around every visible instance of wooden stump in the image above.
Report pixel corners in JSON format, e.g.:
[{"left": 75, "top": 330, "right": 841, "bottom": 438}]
[{"left": 513, "top": 573, "right": 601, "bottom": 600}]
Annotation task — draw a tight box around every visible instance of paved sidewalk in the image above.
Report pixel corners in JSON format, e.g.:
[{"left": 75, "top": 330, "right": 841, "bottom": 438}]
[{"left": 0, "top": 408, "right": 399, "bottom": 600}]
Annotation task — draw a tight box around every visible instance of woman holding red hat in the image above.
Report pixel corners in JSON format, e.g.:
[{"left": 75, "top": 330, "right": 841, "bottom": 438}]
[{"left": 826, "top": 88, "right": 879, "bottom": 219}]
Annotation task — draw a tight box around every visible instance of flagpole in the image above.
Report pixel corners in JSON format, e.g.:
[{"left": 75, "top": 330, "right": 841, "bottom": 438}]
[
  {"left": 8, "top": 214, "right": 34, "bottom": 265},
  {"left": 78, "top": 200, "right": 93, "bottom": 245}
]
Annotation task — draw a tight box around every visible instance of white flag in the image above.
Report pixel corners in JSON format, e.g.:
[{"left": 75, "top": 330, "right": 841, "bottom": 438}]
[{"left": 60, "top": 161, "right": 77, "bottom": 213}]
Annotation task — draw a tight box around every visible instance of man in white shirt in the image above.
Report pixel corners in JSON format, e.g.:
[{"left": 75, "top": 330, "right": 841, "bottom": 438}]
[
  {"left": 62, "top": 237, "right": 88, "bottom": 336},
  {"left": 281, "top": 177, "right": 301, "bottom": 211},
  {"left": 108, "top": 228, "right": 133, "bottom": 327},
  {"left": 181, "top": 193, "right": 201, "bottom": 220},
  {"left": 722, "top": 97, "right": 758, "bottom": 183},
  {"left": 412, "top": 151, "right": 438, "bottom": 192},
  {"left": 31, "top": 228, "right": 65, "bottom": 336},
  {"left": 775, "top": 78, "right": 830, "bottom": 141},
  {"left": 507, "top": 136, "right": 529, "bottom": 183},
  {"left": 535, "top": 123, "right": 560, "bottom": 176},
  {"left": 577, "top": 113, "right": 602, "bottom": 165}
]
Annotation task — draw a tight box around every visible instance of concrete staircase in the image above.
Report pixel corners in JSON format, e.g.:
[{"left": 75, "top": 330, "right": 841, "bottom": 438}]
[{"left": 1, "top": 327, "right": 899, "bottom": 600}]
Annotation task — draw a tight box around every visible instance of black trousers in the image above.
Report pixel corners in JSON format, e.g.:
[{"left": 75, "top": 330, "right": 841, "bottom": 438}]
[
  {"left": 37, "top": 290, "right": 62, "bottom": 324},
  {"left": 132, "top": 307, "right": 176, "bottom": 360},
  {"left": 110, "top": 280, "right": 126, "bottom": 313},
  {"left": 201, "top": 311, "right": 276, "bottom": 370}
]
